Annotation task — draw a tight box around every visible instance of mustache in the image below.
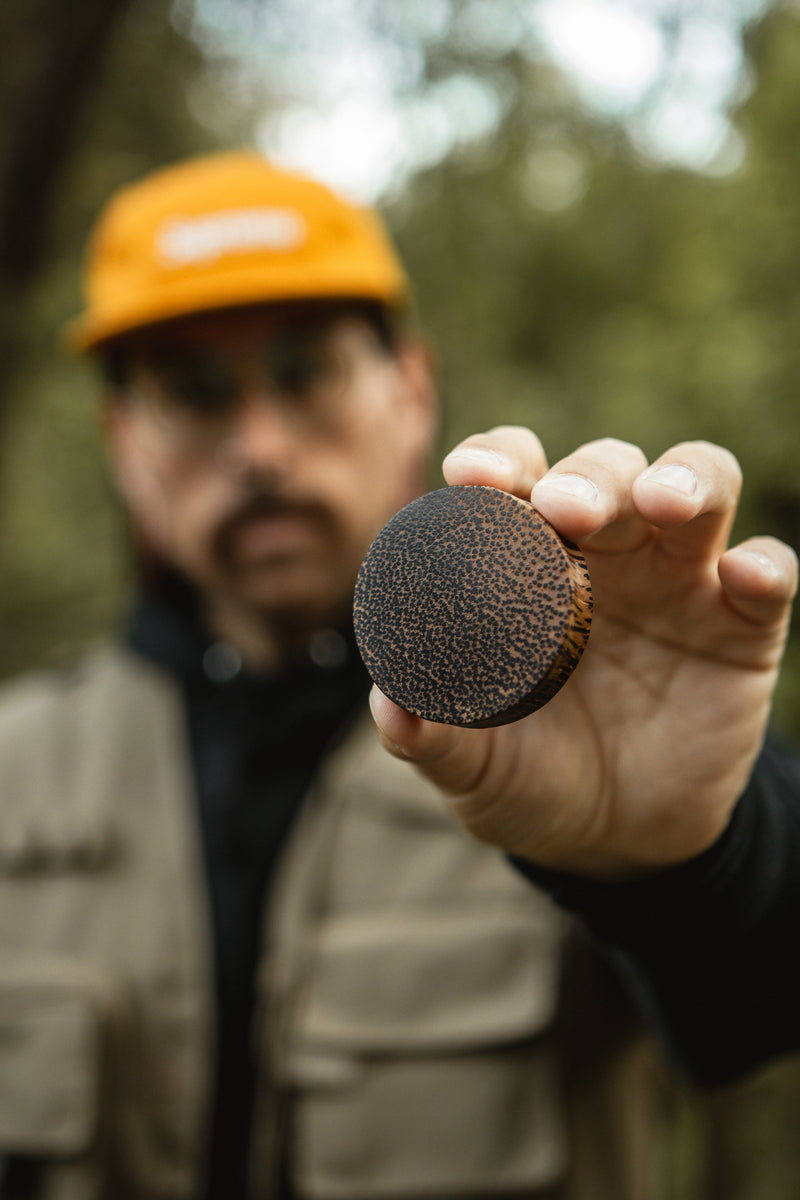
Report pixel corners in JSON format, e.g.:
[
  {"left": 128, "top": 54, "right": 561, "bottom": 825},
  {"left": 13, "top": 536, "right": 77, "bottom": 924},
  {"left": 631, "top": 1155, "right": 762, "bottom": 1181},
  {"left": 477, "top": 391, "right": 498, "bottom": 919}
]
[{"left": 212, "top": 482, "right": 334, "bottom": 556}]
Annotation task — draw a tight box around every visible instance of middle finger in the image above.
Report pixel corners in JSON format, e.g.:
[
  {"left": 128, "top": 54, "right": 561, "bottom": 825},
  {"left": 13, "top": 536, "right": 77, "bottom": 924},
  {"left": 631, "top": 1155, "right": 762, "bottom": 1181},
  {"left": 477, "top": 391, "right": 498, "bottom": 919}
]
[{"left": 532, "top": 437, "right": 650, "bottom": 550}]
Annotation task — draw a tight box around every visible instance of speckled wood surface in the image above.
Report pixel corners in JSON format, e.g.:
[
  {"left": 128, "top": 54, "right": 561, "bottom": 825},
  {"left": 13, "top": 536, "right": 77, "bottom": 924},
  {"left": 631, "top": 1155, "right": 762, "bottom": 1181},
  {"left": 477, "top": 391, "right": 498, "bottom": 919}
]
[{"left": 353, "top": 485, "right": 593, "bottom": 727}]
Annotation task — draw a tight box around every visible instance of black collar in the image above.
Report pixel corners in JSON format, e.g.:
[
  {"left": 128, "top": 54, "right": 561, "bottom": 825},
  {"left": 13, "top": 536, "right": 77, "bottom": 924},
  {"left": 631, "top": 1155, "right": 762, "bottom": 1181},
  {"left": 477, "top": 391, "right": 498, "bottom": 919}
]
[{"left": 125, "top": 570, "right": 369, "bottom": 699}]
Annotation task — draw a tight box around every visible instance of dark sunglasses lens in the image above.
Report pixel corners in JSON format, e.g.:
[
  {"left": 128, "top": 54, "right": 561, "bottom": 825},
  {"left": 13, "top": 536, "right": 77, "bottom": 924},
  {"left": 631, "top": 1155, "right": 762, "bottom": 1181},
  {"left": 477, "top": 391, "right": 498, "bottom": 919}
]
[
  {"left": 148, "top": 353, "right": 234, "bottom": 414},
  {"left": 266, "top": 339, "right": 342, "bottom": 399}
]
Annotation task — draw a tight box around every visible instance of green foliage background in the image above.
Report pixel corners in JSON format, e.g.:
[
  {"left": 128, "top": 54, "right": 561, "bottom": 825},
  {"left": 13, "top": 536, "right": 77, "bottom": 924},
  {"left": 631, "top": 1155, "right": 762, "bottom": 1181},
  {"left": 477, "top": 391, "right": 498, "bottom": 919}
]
[{"left": 3, "top": 2, "right": 800, "bottom": 1196}]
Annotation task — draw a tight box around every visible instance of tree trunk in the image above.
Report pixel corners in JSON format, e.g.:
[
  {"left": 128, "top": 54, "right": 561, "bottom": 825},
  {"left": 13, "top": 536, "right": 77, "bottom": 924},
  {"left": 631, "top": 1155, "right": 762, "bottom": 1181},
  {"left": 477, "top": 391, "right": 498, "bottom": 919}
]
[{"left": 0, "top": 0, "right": 138, "bottom": 421}]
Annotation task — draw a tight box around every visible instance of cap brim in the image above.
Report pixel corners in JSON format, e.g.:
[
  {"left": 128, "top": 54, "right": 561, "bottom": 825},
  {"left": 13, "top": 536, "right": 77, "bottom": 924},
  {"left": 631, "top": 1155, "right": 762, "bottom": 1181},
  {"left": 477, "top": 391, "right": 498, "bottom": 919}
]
[{"left": 64, "top": 264, "right": 409, "bottom": 354}]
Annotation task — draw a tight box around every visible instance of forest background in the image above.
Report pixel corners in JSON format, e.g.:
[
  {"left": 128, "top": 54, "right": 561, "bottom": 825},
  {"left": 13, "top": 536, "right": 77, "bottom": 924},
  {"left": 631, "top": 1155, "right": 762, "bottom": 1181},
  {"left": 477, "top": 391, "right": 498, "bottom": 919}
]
[{"left": 2, "top": 1, "right": 800, "bottom": 1196}]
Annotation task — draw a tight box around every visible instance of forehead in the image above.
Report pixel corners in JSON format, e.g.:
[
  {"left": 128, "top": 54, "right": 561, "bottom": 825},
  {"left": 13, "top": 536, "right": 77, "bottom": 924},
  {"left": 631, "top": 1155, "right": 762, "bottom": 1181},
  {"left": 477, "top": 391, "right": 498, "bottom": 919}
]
[{"left": 114, "top": 300, "right": 385, "bottom": 358}]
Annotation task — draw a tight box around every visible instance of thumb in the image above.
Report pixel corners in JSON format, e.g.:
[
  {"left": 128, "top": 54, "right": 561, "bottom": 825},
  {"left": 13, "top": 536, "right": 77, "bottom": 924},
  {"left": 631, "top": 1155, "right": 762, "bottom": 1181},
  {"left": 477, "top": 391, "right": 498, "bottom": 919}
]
[{"left": 368, "top": 686, "right": 489, "bottom": 795}]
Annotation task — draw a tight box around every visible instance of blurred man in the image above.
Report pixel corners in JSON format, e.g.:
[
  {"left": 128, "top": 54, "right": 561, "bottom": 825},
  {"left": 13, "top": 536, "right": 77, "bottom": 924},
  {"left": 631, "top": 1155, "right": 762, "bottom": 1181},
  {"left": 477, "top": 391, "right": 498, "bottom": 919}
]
[{"left": 0, "top": 150, "right": 794, "bottom": 1200}]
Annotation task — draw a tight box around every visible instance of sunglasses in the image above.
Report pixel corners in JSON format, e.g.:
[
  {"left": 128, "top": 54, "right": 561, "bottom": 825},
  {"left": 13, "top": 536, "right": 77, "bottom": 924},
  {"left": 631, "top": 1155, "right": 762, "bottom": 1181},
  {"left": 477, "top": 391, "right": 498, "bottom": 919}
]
[
  {"left": 125, "top": 320, "right": 395, "bottom": 449},
  {"left": 141, "top": 329, "right": 352, "bottom": 416}
]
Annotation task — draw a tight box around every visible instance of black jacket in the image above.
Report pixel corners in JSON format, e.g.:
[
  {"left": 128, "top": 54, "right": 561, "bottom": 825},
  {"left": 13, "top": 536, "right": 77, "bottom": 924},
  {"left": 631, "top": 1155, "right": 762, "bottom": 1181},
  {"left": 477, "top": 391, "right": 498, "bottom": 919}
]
[{"left": 515, "top": 739, "right": 800, "bottom": 1085}]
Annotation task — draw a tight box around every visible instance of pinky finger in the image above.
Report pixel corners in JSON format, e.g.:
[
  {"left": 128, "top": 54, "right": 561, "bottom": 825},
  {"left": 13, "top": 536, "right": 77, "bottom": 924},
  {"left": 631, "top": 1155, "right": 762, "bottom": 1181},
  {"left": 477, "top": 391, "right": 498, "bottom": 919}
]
[{"left": 719, "top": 536, "right": 798, "bottom": 625}]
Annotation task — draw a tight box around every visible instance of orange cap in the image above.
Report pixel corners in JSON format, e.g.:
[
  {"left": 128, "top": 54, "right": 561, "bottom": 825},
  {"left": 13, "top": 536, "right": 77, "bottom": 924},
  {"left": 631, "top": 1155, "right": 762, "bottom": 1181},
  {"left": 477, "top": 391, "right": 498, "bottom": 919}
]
[{"left": 65, "top": 151, "right": 411, "bottom": 353}]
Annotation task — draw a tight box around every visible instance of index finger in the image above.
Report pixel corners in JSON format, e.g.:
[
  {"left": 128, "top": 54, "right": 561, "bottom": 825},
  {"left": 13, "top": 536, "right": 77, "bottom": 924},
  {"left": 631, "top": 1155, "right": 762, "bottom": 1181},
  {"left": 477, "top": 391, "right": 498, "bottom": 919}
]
[{"left": 442, "top": 425, "right": 549, "bottom": 499}]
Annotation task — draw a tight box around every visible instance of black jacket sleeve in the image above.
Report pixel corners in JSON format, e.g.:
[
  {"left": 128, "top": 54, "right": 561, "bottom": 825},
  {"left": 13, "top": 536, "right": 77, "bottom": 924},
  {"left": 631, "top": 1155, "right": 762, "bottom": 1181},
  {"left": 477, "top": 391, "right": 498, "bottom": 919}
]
[{"left": 513, "top": 739, "right": 800, "bottom": 1085}]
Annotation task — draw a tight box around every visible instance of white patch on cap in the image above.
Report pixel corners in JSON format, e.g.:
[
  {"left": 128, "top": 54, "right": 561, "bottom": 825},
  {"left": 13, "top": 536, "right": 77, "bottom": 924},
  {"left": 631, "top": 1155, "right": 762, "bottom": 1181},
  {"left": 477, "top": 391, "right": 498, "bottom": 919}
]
[{"left": 157, "top": 207, "right": 307, "bottom": 265}]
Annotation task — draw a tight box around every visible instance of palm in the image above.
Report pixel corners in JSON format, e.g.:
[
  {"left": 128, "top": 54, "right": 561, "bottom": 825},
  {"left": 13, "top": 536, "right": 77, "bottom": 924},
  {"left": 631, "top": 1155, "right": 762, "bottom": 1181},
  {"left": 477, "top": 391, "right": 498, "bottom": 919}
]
[{"left": 477, "top": 536, "right": 783, "bottom": 872}]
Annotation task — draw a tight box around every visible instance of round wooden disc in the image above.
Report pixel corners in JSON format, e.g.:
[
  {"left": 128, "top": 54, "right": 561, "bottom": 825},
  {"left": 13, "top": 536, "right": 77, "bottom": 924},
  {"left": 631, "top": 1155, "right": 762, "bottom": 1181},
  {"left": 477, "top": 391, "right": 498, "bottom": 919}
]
[{"left": 353, "top": 485, "right": 593, "bottom": 727}]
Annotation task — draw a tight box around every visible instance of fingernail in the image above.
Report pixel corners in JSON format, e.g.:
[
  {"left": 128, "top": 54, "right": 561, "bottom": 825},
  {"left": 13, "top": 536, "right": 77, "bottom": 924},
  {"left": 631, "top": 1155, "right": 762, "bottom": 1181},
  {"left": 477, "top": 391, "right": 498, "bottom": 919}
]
[
  {"left": 369, "top": 688, "right": 410, "bottom": 757},
  {"left": 739, "top": 549, "right": 780, "bottom": 578},
  {"left": 444, "top": 447, "right": 512, "bottom": 470},
  {"left": 644, "top": 464, "right": 697, "bottom": 496},
  {"left": 536, "top": 473, "right": 599, "bottom": 503}
]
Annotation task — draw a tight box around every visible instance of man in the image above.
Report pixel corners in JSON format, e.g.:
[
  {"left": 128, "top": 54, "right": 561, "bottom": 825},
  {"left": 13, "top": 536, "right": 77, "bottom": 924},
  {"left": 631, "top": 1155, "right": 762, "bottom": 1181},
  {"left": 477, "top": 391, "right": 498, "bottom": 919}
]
[{"left": 0, "top": 149, "right": 790, "bottom": 1199}]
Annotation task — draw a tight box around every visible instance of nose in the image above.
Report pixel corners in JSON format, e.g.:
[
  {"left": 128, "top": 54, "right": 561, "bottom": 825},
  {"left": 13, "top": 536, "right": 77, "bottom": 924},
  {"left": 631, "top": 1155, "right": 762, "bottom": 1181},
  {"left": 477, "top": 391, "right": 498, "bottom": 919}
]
[{"left": 216, "top": 389, "right": 300, "bottom": 478}]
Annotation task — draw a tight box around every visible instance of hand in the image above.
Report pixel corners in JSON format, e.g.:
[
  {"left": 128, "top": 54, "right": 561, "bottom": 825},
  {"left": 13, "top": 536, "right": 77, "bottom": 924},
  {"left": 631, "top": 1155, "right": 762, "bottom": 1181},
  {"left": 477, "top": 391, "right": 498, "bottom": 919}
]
[{"left": 368, "top": 428, "right": 798, "bottom": 879}]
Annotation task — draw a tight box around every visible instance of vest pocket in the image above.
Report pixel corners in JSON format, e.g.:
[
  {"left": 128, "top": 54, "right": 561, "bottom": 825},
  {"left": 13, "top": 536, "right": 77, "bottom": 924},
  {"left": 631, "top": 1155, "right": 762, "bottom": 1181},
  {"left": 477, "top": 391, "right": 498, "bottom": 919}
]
[
  {"left": 273, "top": 905, "right": 568, "bottom": 1198},
  {"left": 0, "top": 960, "right": 107, "bottom": 1158}
]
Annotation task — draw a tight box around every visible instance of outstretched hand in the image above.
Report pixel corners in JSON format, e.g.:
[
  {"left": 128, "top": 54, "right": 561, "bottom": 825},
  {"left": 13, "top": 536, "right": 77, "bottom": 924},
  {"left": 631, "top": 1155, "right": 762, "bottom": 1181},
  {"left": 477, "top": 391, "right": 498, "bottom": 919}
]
[{"left": 369, "top": 428, "right": 798, "bottom": 880}]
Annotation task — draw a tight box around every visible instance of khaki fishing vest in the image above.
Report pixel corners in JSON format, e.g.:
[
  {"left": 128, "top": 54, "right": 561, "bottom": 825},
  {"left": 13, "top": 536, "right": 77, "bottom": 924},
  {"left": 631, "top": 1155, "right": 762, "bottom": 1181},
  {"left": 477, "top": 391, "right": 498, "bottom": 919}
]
[{"left": 0, "top": 647, "right": 668, "bottom": 1199}]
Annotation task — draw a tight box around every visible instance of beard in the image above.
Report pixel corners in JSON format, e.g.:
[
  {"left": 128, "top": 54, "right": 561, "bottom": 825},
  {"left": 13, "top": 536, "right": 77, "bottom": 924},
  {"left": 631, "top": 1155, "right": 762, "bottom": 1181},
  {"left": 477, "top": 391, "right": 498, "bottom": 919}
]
[{"left": 211, "top": 489, "right": 336, "bottom": 569}]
